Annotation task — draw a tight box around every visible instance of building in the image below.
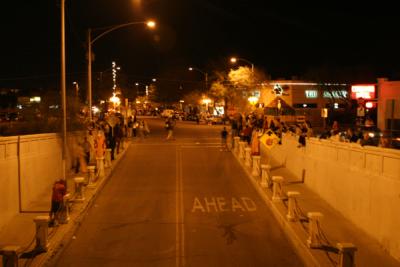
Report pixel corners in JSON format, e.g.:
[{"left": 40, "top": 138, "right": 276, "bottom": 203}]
[
  {"left": 258, "top": 79, "right": 349, "bottom": 127},
  {"left": 377, "top": 78, "right": 400, "bottom": 135}
]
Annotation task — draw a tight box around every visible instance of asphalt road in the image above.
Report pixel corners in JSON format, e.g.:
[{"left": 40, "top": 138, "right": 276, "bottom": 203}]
[{"left": 54, "top": 118, "right": 303, "bottom": 267}]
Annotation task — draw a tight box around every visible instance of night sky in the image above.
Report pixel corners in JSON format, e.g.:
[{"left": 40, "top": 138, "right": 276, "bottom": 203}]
[{"left": 1, "top": 1, "right": 399, "bottom": 97}]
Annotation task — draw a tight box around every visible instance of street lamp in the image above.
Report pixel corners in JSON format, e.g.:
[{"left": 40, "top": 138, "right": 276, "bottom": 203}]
[
  {"left": 73, "top": 81, "right": 79, "bottom": 97},
  {"left": 230, "top": 57, "right": 254, "bottom": 73},
  {"left": 188, "top": 67, "right": 208, "bottom": 91},
  {"left": 87, "top": 20, "right": 156, "bottom": 121}
]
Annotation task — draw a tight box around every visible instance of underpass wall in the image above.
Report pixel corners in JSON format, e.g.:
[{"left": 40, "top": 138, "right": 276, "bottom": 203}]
[
  {"left": 261, "top": 134, "right": 400, "bottom": 261},
  {"left": 0, "top": 133, "right": 74, "bottom": 233}
]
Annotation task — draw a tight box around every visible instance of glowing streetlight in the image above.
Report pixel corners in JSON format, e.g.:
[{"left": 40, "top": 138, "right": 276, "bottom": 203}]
[
  {"left": 147, "top": 20, "right": 156, "bottom": 28},
  {"left": 87, "top": 20, "right": 156, "bottom": 121},
  {"left": 230, "top": 56, "right": 254, "bottom": 73},
  {"left": 109, "top": 93, "right": 121, "bottom": 110},
  {"left": 188, "top": 67, "right": 208, "bottom": 91}
]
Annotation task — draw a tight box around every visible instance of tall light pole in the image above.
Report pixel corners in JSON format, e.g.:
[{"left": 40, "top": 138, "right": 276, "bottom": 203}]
[
  {"left": 60, "top": 0, "right": 67, "bottom": 179},
  {"left": 87, "top": 20, "right": 156, "bottom": 121},
  {"left": 188, "top": 67, "right": 208, "bottom": 91},
  {"left": 230, "top": 57, "right": 254, "bottom": 73}
]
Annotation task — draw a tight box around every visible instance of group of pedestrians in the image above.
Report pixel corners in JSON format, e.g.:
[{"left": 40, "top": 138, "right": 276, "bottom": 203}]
[{"left": 127, "top": 115, "right": 150, "bottom": 140}]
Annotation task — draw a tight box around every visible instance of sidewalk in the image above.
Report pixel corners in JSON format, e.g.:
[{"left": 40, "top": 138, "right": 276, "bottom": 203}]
[
  {"left": 0, "top": 141, "right": 130, "bottom": 267},
  {"left": 232, "top": 143, "right": 400, "bottom": 267}
]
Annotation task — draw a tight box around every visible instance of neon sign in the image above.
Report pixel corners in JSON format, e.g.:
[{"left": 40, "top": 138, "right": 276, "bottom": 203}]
[{"left": 351, "top": 85, "right": 375, "bottom": 99}]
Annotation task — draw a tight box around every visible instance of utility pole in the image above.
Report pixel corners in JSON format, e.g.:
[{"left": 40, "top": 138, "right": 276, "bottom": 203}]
[{"left": 60, "top": 0, "right": 67, "bottom": 180}]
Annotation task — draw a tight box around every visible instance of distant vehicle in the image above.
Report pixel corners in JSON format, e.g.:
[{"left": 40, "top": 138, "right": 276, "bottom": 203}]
[
  {"left": 207, "top": 116, "right": 224, "bottom": 125},
  {"left": 161, "top": 109, "right": 175, "bottom": 118},
  {"left": 359, "top": 125, "right": 382, "bottom": 145},
  {"left": 185, "top": 113, "right": 198, "bottom": 121}
]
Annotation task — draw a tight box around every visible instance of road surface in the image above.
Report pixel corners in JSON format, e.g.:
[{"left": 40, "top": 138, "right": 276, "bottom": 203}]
[{"left": 55, "top": 118, "right": 303, "bottom": 267}]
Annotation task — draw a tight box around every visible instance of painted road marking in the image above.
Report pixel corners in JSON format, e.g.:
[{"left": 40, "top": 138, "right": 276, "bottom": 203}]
[
  {"left": 175, "top": 148, "right": 185, "bottom": 267},
  {"left": 191, "top": 197, "right": 257, "bottom": 212}
]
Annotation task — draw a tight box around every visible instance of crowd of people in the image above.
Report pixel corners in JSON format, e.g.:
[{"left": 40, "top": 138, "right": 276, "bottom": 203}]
[{"left": 229, "top": 112, "right": 391, "bottom": 150}]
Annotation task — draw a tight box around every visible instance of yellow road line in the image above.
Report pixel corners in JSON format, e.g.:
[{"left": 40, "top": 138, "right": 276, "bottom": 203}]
[
  {"left": 179, "top": 148, "right": 185, "bottom": 266},
  {"left": 175, "top": 148, "right": 185, "bottom": 267}
]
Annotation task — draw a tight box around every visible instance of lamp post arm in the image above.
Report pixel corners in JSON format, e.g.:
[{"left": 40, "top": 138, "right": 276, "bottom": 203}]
[
  {"left": 237, "top": 58, "right": 254, "bottom": 73},
  {"left": 91, "top": 21, "right": 147, "bottom": 44}
]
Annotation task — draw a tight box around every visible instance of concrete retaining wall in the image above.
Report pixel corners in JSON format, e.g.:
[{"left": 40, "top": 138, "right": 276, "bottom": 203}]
[
  {"left": 261, "top": 134, "right": 400, "bottom": 261},
  {"left": 0, "top": 133, "right": 73, "bottom": 232}
]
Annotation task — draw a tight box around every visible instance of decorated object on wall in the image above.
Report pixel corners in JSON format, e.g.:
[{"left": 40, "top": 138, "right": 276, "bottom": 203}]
[
  {"left": 272, "top": 84, "right": 289, "bottom": 96},
  {"left": 259, "top": 129, "right": 280, "bottom": 149}
]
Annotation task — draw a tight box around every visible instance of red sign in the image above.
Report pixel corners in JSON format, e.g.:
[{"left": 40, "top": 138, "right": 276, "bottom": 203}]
[{"left": 351, "top": 85, "right": 375, "bottom": 99}]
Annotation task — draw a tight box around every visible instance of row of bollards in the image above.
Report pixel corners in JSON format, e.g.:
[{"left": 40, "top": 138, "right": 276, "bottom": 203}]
[
  {"left": 232, "top": 137, "right": 357, "bottom": 267},
  {"left": 0, "top": 144, "right": 123, "bottom": 266}
]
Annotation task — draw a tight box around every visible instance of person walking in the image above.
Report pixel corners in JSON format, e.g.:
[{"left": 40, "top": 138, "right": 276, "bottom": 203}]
[
  {"left": 220, "top": 126, "right": 228, "bottom": 151},
  {"left": 165, "top": 117, "right": 175, "bottom": 140}
]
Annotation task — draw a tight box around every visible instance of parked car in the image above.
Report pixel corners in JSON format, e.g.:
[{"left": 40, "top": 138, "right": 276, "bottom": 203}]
[{"left": 161, "top": 109, "right": 175, "bottom": 118}]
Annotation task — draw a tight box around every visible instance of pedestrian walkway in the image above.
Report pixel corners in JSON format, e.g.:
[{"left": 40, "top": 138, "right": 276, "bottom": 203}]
[
  {"left": 0, "top": 141, "right": 130, "bottom": 267},
  {"left": 232, "top": 142, "right": 400, "bottom": 267}
]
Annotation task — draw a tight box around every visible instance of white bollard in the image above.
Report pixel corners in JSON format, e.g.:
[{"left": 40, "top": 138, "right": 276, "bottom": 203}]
[
  {"left": 239, "top": 141, "right": 247, "bottom": 160},
  {"left": 272, "top": 176, "right": 284, "bottom": 202},
  {"left": 337, "top": 243, "right": 357, "bottom": 267},
  {"left": 120, "top": 139, "right": 125, "bottom": 150},
  {"left": 105, "top": 149, "right": 112, "bottom": 168},
  {"left": 87, "top": 165, "right": 96, "bottom": 187},
  {"left": 252, "top": 155, "right": 261, "bottom": 177},
  {"left": 307, "top": 212, "right": 324, "bottom": 248},
  {"left": 226, "top": 134, "right": 233, "bottom": 151},
  {"left": 59, "top": 193, "right": 71, "bottom": 224},
  {"left": 233, "top": 137, "right": 241, "bottom": 155},
  {"left": 261, "top": 164, "right": 272, "bottom": 188},
  {"left": 1, "top": 246, "right": 20, "bottom": 267},
  {"left": 286, "top": 191, "right": 300, "bottom": 221},
  {"left": 74, "top": 177, "right": 85, "bottom": 202},
  {"left": 33, "top": 216, "right": 49, "bottom": 252},
  {"left": 244, "top": 147, "right": 252, "bottom": 167},
  {"left": 96, "top": 157, "right": 105, "bottom": 178}
]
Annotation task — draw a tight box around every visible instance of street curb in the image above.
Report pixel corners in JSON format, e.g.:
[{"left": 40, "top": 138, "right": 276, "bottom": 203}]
[
  {"left": 32, "top": 142, "right": 131, "bottom": 267},
  {"left": 231, "top": 150, "right": 321, "bottom": 267}
]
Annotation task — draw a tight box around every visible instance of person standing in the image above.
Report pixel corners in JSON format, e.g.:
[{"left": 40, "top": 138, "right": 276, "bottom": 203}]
[{"left": 49, "top": 179, "right": 66, "bottom": 226}]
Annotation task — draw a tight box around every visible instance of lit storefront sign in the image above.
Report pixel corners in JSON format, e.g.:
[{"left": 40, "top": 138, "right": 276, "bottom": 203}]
[
  {"left": 305, "top": 90, "right": 318, "bottom": 98},
  {"left": 323, "top": 90, "right": 348, "bottom": 98},
  {"left": 351, "top": 85, "right": 375, "bottom": 99},
  {"left": 29, "top": 96, "right": 41, "bottom": 103}
]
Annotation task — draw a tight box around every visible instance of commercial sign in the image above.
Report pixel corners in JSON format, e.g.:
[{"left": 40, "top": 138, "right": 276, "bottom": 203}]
[
  {"left": 305, "top": 90, "right": 318, "bottom": 98},
  {"left": 323, "top": 90, "right": 348, "bottom": 98},
  {"left": 351, "top": 85, "right": 375, "bottom": 99}
]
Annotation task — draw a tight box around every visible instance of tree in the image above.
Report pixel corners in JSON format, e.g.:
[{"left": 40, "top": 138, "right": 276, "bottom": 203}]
[{"left": 209, "top": 67, "right": 269, "bottom": 114}]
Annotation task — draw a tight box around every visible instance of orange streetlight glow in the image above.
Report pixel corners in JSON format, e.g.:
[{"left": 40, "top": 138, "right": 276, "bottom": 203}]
[{"left": 147, "top": 20, "right": 156, "bottom": 28}]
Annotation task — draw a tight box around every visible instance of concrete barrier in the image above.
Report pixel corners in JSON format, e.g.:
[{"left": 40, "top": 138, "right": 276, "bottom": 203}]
[
  {"left": 337, "top": 242, "right": 357, "bottom": 267},
  {"left": 252, "top": 155, "right": 261, "bottom": 177},
  {"left": 0, "top": 246, "right": 20, "bottom": 267},
  {"left": 34, "top": 216, "right": 49, "bottom": 252},
  {"left": 261, "top": 134, "right": 400, "bottom": 260},
  {"left": 244, "top": 147, "right": 252, "bottom": 167},
  {"left": 272, "top": 176, "right": 284, "bottom": 202},
  {"left": 286, "top": 191, "right": 300, "bottom": 222},
  {"left": 260, "top": 164, "right": 271, "bottom": 188}
]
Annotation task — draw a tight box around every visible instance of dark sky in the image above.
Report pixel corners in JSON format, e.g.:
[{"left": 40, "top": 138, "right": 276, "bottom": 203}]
[{"left": 1, "top": 1, "right": 399, "bottom": 95}]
